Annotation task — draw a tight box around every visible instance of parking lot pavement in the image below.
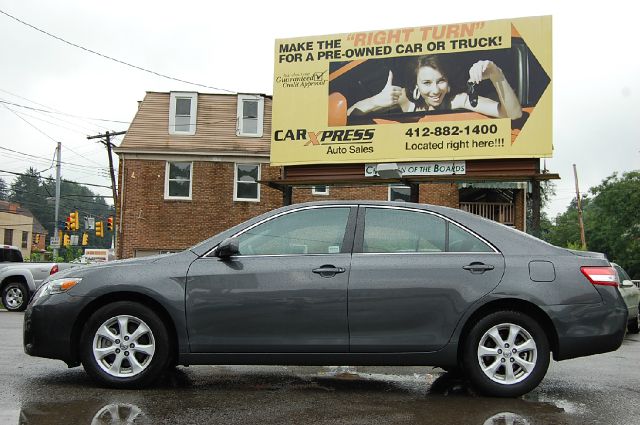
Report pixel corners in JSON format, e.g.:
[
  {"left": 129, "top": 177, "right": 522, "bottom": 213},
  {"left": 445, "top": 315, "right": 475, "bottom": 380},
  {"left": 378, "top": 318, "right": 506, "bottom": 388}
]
[{"left": 2, "top": 310, "right": 640, "bottom": 424}]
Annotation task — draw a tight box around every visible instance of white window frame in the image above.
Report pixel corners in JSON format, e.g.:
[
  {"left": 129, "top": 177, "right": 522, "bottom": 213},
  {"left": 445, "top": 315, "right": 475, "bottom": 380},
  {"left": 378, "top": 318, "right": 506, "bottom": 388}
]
[
  {"left": 169, "top": 92, "right": 197, "bottom": 135},
  {"left": 236, "top": 94, "right": 264, "bottom": 137},
  {"left": 312, "top": 185, "right": 329, "bottom": 196},
  {"left": 164, "top": 161, "right": 193, "bottom": 200},
  {"left": 234, "top": 163, "right": 261, "bottom": 202},
  {"left": 388, "top": 185, "right": 411, "bottom": 202}
]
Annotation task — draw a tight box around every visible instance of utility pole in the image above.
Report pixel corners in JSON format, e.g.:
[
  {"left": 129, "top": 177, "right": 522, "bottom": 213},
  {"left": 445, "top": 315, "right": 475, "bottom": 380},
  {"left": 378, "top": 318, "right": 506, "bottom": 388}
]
[
  {"left": 87, "top": 130, "right": 126, "bottom": 252},
  {"left": 573, "top": 164, "right": 587, "bottom": 250},
  {"left": 53, "top": 142, "right": 61, "bottom": 259}
]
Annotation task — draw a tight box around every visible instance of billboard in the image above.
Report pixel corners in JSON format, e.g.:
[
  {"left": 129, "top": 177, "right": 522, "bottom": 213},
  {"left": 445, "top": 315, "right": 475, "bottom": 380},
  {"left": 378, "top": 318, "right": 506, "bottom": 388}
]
[{"left": 271, "top": 16, "right": 552, "bottom": 166}]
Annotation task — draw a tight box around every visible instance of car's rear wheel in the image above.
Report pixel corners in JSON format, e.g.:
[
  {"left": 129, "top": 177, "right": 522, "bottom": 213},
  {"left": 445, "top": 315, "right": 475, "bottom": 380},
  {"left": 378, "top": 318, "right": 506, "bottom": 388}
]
[
  {"left": 1, "top": 281, "right": 29, "bottom": 312},
  {"left": 628, "top": 306, "right": 639, "bottom": 334},
  {"left": 463, "top": 310, "right": 550, "bottom": 397},
  {"left": 80, "top": 301, "right": 170, "bottom": 388}
]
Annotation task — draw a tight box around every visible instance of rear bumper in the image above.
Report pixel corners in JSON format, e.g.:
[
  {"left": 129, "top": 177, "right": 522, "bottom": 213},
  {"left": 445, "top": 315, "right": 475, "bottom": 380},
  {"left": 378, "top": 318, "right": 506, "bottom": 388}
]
[{"left": 545, "top": 301, "right": 627, "bottom": 361}]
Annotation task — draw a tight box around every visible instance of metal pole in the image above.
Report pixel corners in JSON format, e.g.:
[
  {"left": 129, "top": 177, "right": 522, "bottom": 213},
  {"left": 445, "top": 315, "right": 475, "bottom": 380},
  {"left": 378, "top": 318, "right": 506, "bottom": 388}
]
[
  {"left": 573, "top": 164, "right": 587, "bottom": 250},
  {"left": 53, "top": 142, "right": 61, "bottom": 259}
]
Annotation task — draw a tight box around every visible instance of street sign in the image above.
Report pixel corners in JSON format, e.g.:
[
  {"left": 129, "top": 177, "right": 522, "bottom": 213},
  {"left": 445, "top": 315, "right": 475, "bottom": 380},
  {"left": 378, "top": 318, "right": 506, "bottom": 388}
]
[
  {"left": 85, "top": 217, "right": 95, "bottom": 230},
  {"left": 50, "top": 237, "right": 60, "bottom": 249},
  {"left": 70, "top": 235, "right": 79, "bottom": 246}
]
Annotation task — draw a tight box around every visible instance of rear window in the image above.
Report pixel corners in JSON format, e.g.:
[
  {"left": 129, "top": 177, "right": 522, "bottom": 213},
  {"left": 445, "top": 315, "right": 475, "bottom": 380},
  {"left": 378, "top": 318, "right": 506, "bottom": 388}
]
[{"left": 0, "top": 247, "right": 23, "bottom": 262}]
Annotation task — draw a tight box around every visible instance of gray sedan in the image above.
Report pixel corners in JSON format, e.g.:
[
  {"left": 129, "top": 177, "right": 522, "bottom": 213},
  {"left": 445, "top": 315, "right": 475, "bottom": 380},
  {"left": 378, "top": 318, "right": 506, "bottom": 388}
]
[{"left": 23, "top": 201, "right": 627, "bottom": 397}]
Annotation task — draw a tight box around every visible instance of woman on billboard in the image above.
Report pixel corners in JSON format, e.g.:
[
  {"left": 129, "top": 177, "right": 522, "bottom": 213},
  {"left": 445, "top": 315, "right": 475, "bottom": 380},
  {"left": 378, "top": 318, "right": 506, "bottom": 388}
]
[{"left": 346, "top": 55, "right": 522, "bottom": 120}]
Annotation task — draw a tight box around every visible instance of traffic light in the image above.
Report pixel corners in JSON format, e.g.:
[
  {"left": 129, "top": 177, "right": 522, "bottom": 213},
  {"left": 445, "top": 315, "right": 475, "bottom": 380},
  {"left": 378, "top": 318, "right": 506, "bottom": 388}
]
[
  {"left": 96, "top": 221, "right": 104, "bottom": 237},
  {"left": 107, "top": 216, "right": 114, "bottom": 232},
  {"left": 63, "top": 234, "right": 70, "bottom": 247},
  {"left": 70, "top": 211, "right": 79, "bottom": 231},
  {"left": 34, "top": 234, "right": 40, "bottom": 244},
  {"left": 82, "top": 233, "right": 89, "bottom": 246},
  {"left": 65, "top": 217, "right": 71, "bottom": 231}
]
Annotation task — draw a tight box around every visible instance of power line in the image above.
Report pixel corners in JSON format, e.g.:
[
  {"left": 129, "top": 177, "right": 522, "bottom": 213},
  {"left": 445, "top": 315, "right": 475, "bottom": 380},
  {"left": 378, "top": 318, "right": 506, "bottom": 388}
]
[
  {"left": 0, "top": 9, "right": 237, "bottom": 94},
  {"left": 0, "top": 88, "right": 115, "bottom": 131},
  {"left": 10, "top": 188, "right": 111, "bottom": 207},
  {"left": 0, "top": 149, "right": 111, "bottom": 179},
  {"left": 0, "top": 103, "right": 102, "bottom": 135},
  {"left": 0, "top": 168, "right": 113, "bottom": 189},
  {"left": 2, "top": 102, "right": 60, "bottom": 144},
  {"left": 0, "top": 146, "right": 110, "bottom": 171},
  {"left": 0, "top": 99, "right": 130, "bottom": 125},
  {"left": 1, "top": 105, "right": 107, "bottom": 167}
]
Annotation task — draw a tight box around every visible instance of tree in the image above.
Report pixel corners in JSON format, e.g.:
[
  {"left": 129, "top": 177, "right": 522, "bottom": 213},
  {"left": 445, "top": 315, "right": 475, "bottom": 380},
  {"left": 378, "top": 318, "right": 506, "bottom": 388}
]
[
  {"left": 584, "top": 171, "right": 640, "bottom": 278},
  {"left": 0, "top": 178, "right": 8, "bottom": 200},
  {"left": 527, "top": 180, "right": 555, "bottom": 238},
  {"left": 544, "top": 171, "right": 640, "bottom": 278},
  {"left": 544, "top": 197, "right": 590, "bottom": 248}
]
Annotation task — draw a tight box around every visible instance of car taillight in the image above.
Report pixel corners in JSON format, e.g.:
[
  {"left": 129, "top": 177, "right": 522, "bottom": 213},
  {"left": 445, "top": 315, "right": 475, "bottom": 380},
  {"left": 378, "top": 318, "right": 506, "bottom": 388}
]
[
  {"left": 580, "top": 266, "right": 618, "bottom": 287},
  {"left": 50, "top": 265, "right": 59, "bottom": 275}
]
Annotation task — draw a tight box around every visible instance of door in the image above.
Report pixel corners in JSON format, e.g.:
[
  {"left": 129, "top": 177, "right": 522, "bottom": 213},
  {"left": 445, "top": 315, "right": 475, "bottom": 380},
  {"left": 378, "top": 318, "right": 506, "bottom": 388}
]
[
  {"left": 186, "top": 206, "right": 356, "bottom": 353},
  {"left": 348, "top": 206, "right": 505, "bottom": 352}
]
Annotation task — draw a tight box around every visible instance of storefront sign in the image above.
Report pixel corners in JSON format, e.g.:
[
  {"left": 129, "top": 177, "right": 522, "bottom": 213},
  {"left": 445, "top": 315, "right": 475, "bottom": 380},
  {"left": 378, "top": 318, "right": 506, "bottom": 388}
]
[{"left": 365, "top": 161, "right": 465, "bottom": 177}]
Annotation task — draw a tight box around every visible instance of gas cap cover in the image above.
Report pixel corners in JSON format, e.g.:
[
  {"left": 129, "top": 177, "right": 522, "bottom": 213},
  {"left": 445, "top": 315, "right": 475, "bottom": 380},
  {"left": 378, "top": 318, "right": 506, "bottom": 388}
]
[{"left": 529, "top": 260, "right": 556, "bottom": 282}]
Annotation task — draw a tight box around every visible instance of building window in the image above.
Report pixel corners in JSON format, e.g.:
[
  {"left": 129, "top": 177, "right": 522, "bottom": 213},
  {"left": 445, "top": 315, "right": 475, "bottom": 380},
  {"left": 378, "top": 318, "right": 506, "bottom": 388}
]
[
  {"left": 4, "top": 228, "right": 13, "bottom": 245},
  {"left": 165, "top": 162, "right": 193, "bottom": 200},
  {"left": 236, "top": 94, "right": 264, "bottom": 137},
  {"left": 234, "top": 163, "right": 260, "bottom": 202},
  {"left": 169, "top": 92, "right": 197, "bottom": 135},
  {"left": 21, "top": 231, "right": 28, "bottom": 249},
  {"left": 388, "top": 185, "right": 411, "bottom": 202},
  {"left": 312, "top": 186, "right": 329, "bottom": 196}
]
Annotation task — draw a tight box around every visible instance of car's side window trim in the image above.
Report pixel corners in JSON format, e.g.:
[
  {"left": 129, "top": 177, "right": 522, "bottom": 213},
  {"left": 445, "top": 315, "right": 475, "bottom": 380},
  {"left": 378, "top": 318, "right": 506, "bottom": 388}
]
[
  {"left": 204, "top": 205, "right": 358, "bottom": 258},
  {"left": 353, "top": 205, "right": 500, "bottom": 255}
]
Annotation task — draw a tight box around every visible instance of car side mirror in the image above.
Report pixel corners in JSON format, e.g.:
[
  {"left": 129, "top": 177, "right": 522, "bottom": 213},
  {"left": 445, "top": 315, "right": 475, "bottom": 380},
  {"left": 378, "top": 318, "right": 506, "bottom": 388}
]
[
  {"left": 620, "top": 279, "right": 635, "bottom": 288},
  {"left": 216, "top": 237, "right": 239, "bottom": 259}
]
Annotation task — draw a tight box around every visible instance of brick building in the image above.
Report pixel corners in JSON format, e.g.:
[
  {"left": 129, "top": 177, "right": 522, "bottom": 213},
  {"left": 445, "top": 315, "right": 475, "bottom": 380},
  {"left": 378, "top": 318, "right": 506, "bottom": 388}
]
[{"left": 115, "top": 91, "right": 548, "bottom": 259}]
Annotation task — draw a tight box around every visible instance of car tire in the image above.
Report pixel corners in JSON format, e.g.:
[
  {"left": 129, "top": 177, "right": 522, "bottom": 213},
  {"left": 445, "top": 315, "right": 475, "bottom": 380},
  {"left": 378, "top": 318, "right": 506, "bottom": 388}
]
[
  {"left": 80, "top": 301, "right": 170, "bottom": 388},
  {"left": 628, "top": 307, "right": 639, "bottom": 334},
  {"left": 1, "top": 281, "right": 29, "bottom": 312},
  {"left": 462, "top": 310, "right": 550, "bottom": 397}
]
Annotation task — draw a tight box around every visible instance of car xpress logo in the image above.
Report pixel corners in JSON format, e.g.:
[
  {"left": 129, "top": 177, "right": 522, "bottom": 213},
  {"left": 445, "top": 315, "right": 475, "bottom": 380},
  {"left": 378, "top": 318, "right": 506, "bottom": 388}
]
[{"left": 274, "top": 128, "right": 375, "bottom": 145}]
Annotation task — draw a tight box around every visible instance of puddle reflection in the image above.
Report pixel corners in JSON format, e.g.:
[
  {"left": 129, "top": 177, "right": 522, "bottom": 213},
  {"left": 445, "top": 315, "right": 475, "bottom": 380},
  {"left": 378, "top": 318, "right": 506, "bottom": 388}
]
[
  {"left": 19, "top": 402, "right": 150, "bottom": 425},
  {"left": 15, "top": 369, "right": 572, "bottom": 425},
  {"left": 91, "top": 403, "right": 144, "bottom": 425}
]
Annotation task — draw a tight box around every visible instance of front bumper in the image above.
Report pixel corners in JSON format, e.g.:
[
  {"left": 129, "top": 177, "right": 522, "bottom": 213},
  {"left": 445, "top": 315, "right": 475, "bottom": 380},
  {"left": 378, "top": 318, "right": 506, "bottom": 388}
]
[{"left": 23, "top": 293, "right": 90, "bottom": 367}]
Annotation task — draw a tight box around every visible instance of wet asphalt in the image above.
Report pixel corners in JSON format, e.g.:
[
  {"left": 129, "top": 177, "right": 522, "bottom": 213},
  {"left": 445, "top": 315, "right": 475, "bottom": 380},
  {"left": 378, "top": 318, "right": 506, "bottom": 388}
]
[{"left": 1, "top": 310, "right": 638, "bottom": 425}]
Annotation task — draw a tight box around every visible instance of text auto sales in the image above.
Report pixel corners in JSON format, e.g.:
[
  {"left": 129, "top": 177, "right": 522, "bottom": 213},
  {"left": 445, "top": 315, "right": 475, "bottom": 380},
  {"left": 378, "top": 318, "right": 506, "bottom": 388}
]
[{"left": 274, "top": 129, "right": 375, "bottom": 154}]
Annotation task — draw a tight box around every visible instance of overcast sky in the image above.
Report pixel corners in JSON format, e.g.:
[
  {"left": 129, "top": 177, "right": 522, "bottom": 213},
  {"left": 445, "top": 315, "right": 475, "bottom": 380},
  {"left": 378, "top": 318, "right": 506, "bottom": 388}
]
[{"left": 0, "top": 0, "right": 637, "bottom": 218}]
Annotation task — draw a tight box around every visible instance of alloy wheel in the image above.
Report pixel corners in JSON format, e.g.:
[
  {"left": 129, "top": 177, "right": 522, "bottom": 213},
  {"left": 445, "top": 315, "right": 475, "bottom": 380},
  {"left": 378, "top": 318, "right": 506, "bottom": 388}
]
[
  {"left": 92, "top": 315, "right": 156, "bottom": 378},
  {"left": 477, "top": 322, "right": 538, "bottom": 385},
  {"left": 4, "top": 286, "right": 24, "bottom": 309}
]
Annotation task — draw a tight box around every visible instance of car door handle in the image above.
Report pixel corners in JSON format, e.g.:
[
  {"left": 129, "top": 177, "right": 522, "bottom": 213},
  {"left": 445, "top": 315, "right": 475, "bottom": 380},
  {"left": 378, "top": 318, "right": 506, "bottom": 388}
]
[
  {"left": 463, "top": 262, "right": 495, "bottom": 273},
  {"left": 312, "top": 265, "right": 346, "bottom": 277}
]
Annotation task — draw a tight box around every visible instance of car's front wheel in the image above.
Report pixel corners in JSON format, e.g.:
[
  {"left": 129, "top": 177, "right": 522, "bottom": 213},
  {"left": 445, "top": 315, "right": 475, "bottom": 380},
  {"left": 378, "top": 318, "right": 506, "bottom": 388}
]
[
  {"left": 1, "top": 281, "right": 29, "bottom": 312},
  {"left": 463, "top": 310, "right": 550, "bottom": 397},
  {"left": 80, "top": 301, "right": 170, "bottom": 388}
]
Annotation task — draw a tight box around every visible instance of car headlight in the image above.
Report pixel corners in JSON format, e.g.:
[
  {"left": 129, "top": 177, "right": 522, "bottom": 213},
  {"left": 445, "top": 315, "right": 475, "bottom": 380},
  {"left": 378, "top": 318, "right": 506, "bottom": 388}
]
[{"left": 36, "top": 277, "right": 82, "bottom": 299}]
